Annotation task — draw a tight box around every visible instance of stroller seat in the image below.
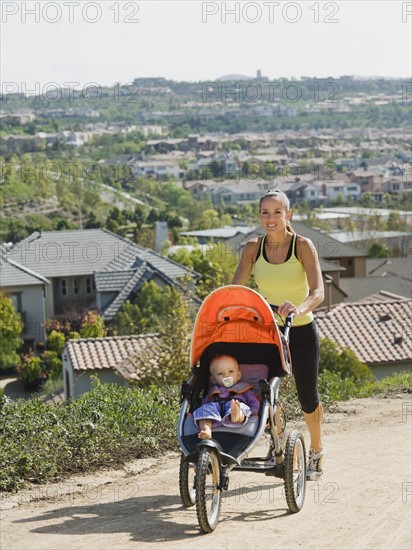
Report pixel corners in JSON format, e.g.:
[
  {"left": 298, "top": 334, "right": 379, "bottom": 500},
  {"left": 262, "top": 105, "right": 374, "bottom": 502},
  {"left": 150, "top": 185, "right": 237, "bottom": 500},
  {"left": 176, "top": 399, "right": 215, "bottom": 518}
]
[
  {"left": 181, "top": 349, "right": 281, "bottom": 457},
  {"left": 183, "top": 362, "right": 269, "bottom": 438}
]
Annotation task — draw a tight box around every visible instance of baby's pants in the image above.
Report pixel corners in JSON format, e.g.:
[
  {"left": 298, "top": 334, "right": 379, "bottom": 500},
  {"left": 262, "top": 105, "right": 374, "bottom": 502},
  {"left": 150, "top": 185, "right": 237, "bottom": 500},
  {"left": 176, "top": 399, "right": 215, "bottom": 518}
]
[{"left": 193, "top": 401, "right": 251, "bottom": 428}]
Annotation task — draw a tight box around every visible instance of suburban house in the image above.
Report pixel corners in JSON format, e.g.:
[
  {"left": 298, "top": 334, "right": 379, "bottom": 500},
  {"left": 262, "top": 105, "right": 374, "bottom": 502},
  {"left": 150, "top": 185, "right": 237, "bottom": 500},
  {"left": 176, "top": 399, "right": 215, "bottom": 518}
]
[
  {"left": 291, "top": 221, "right": 368, "bottom": 278},
  {"left": 330, "top": 229, "right": 411, "bottom": 256},
  {"left": 322, "top": 175, "right": 362, "bottom": 202},
  {"left": 183, "top": 179, "right": 225, "bottom": 202},
  {"left": 334, "top": 158, "right": 361, "bottom": 172},
  {"left": 184, "top": 180, "right": 272, "bottom": 205},
  {"left": 315, "top": 292, "right": 412, "bottom": 379},
  {"left": 180, "top": 226, "right": 257, "bottom": 246},
  {"left": 1, "top": 229, "right": 198, "bottom": 344},
  {"left": 383, "top": 176, "right": 412, "bottom": 194},
  {"left": 0, "top": 111, "right": 36, "bottom": 125},
  {"left": 269, "top": 178, "right": 325, "bottom": 207},
  {"left": 62, "top": 334, "right": 161, "bottom": 400},
  {"left": 211, "top": 181, "right": 270, "bottom": 205},
  {"left": 192, "top": 151, "right": 245, "bottom": 178},
  {"left": 130, "top": 160, "right": 181, "bottom": 180},
  {"left": 337, "top": 256, "right": 412, "bottom": 302},
  {"left": 0, "top": 244, "right": 49, "bottom": 349},
  {"left": 346, "top": 167, "right": 385, "bottom": 193}
]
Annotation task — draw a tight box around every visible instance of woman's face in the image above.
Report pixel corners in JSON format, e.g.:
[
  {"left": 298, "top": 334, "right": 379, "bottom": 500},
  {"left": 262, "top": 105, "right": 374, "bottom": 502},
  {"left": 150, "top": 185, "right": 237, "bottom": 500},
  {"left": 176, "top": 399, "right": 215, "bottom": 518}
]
[{"left": 259, "top": 196, "right": 292, "bottom": 235}]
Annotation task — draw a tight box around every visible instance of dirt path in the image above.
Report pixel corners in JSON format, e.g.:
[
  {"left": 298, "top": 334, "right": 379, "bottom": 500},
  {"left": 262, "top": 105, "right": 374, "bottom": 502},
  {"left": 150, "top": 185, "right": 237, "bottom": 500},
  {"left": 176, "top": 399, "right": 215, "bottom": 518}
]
[{"left": 1, "top": 394, "right": 411, "bottom": 550}]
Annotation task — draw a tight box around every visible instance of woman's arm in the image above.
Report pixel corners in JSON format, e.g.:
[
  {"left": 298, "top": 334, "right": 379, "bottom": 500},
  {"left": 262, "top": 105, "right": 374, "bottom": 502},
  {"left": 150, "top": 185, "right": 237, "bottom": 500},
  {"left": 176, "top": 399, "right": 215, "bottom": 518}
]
[
  {"left": 232, "top": 240, "right": 259, "bottom": 285},
  {"left": 278, "top": 237, "right": 325, "bottom": 317}
]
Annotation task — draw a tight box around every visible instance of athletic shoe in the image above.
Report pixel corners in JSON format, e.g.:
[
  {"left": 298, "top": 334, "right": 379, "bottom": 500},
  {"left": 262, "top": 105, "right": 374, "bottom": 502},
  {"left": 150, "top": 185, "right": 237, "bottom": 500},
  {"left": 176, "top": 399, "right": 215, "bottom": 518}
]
[{"left": 306, "top": 448, "right": 324, "bottom": 480}]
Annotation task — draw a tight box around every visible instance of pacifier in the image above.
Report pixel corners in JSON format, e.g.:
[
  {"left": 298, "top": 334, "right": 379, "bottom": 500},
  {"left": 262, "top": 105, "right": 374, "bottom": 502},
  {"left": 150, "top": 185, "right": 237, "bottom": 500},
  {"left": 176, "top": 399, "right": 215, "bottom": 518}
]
[{"left": 222, "top": 377, "right": 234, "bottom": 388}]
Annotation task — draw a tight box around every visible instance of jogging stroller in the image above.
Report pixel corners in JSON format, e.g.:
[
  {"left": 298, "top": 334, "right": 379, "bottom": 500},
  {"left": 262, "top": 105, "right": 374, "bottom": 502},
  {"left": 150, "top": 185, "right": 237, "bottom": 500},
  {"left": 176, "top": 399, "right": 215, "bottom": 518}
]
[{"left": 177, "top": 285, "right": 307, "bottom": 533}]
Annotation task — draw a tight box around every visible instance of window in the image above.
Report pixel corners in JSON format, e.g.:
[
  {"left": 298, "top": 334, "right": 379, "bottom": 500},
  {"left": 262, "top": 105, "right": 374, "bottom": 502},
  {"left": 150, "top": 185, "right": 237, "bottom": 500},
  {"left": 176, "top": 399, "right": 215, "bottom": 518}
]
[
  {"left": 73, "top": 278, "right": 79, "bottom": 295},
  {"left": 85, "top": 277, "right": 92, "bottom": 295},
  {"left": 61, "top": 279, "right": 67, "bottom": 296},
  {"left": 10, "top": 293, "right": 21, "bottom": 311}
]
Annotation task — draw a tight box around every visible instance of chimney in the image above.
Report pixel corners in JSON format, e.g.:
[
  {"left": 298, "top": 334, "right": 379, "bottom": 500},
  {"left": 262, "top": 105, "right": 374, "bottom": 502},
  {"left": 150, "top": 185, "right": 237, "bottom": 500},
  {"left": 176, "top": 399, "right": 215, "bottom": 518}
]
[{"left": 324, "top": 275, "right": 333, "bottom": 312}]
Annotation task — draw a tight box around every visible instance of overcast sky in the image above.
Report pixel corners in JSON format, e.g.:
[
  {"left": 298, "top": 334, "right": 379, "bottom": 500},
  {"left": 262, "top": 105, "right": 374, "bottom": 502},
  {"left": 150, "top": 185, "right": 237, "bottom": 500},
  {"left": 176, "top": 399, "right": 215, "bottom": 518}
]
[{"left": 1, "top": 1, "right": 411, "bottom": 91}]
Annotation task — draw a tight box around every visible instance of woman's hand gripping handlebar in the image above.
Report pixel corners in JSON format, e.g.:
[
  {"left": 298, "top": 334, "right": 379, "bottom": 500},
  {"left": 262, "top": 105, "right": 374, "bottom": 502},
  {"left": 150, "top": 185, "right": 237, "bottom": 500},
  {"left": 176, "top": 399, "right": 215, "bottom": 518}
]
[{"left": 269, "top": 304, "right": 294, "bottom": 343}]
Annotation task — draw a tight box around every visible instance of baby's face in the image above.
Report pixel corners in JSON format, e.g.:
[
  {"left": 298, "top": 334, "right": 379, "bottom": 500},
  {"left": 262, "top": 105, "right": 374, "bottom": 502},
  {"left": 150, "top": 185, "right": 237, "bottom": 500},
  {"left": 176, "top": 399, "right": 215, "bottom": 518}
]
[{"left": 210, "top": 356, "right": 241, "bottom": 387}]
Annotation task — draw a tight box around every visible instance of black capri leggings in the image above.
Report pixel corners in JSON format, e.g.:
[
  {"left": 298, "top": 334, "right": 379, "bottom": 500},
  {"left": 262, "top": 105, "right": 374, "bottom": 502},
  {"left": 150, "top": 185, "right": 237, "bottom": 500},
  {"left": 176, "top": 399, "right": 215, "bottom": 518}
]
[{"left": 281, "top": 321, "right": 320, "bottom": 414}]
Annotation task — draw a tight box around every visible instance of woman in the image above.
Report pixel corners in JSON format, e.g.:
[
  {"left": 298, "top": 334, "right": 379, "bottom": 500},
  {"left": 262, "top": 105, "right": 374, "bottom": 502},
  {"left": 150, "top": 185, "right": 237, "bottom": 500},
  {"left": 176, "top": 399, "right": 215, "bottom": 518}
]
[{"left": 232, "top": 188, "right": 325, "bottom": 480}]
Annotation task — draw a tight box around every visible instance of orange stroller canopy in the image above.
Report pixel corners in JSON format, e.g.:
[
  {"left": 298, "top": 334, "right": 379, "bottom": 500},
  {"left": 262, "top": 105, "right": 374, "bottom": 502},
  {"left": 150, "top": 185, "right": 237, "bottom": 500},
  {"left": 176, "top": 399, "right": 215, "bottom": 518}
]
[{"left": 190, "top": 285, "right": 288, "bottom": 369}]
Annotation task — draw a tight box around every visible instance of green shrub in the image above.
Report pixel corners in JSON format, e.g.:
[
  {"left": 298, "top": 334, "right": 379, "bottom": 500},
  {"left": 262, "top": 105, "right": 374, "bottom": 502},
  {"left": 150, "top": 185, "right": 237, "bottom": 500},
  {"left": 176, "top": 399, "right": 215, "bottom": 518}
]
[
  {"left": 356, "top": 371, "right": 412, "bottom": 397},
  {"left": 41, "top": 351, "right": 62, "bottom": 379},
  {"left": 0, "top": 292, "right": 23, "bottom": 370},
  {"left": 279, "top": 369, "right": 359, "bottom": 421},
  {"left": 18, "top": 355, "right": 43, "bottom": 383},
  {"left": 318, "top": 369, "right": 357, "bottom": 408},
  {"left": 47, "top": 330, "right": 66, "bottom": 355},
  {"left": 39, "top": 376, "right": 64, "bottom": 397},
  {"left": 320, "top": 338, "right": 374, "bottom": 386},
  {"left": 0, "top": 379, "right": 180, "bottom": 492},
  {"left": 79, "top": 313, "right": 105, "bottom": 338}
]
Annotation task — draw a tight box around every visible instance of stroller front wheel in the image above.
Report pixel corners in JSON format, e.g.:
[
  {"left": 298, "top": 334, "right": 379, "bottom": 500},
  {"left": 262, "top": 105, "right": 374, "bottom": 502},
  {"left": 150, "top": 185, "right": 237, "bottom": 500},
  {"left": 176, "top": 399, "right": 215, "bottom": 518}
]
[
  {"left": 284, "top": 431, "right": 306, "bottom": 512},
  {"left": 179, "top": 454, "right": 196, "bottom": 507},
  {"left": 196, "top": 447, "right": 222, "bottom": 533}
]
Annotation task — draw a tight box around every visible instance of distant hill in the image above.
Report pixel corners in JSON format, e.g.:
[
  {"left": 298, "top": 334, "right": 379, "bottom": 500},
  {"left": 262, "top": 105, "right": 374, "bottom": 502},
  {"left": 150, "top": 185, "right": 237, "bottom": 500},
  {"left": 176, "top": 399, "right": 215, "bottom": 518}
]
[{"left": 216, "top": 74, "right": 253, "bottom": 81}]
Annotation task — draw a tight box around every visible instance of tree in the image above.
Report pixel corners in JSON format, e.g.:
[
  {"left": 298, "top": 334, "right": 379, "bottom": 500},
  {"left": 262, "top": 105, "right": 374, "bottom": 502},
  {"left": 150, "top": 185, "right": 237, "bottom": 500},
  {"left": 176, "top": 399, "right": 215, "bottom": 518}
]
[
  {"left": 319, "top": 338, "right": 374, "bottom": 386},
  {"left": 387, "top": 211, "right": 406, "bottom": 231},
  {"left": 170, "top": 243, "right": 240, "bottom": 299},
  {"left": 116, "top": 282, "right": 194, "bottom": 385},
  {"left": 0, "top": 292, "right": 23, "bottom": 370},
  {"left": 5, "top": 220, "right": 28, "bottom": 243},
  {"left": 197, "top": 209, "right": 221, "bottom": 230},
  {"left": 359, "top": 193, "right": 373, "bottom": 207},
  {"left": 368, "top": 242, "right": 388, "bottom": 258}
]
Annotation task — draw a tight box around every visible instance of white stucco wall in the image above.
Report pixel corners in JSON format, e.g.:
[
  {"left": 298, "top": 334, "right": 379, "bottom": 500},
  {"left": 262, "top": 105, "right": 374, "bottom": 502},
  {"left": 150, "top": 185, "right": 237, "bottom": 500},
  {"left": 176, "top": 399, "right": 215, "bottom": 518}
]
[
  {"left": 63, "top": 352, "right": 129, "bottom": 400},
  {"left": 370, "top": 362, "right": 412, "bottom": 381}
]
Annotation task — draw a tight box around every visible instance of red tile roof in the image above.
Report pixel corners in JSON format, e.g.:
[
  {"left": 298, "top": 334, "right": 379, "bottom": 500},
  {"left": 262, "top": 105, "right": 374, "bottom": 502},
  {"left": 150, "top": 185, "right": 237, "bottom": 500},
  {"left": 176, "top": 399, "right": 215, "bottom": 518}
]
[
  {"left": 315, "top": 298, "right": 412, "bottom": 365},
  {"left": 64, "top": 334, "right": 162, "bottom": 381}
]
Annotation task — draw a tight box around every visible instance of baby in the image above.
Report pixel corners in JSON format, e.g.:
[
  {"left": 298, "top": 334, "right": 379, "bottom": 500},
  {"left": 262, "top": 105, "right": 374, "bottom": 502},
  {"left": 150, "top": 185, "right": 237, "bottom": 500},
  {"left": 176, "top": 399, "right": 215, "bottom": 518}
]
[{"left": 193, "top": 354, "right": 260, "bottom": 439}]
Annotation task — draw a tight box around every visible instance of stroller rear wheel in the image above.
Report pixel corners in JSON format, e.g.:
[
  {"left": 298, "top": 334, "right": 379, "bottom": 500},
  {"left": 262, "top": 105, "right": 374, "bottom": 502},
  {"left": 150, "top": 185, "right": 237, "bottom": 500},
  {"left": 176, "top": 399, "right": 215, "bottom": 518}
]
[
  {"left": 284, "top": 431, "right": 306, "bottom": 512},
  {"left": 196, "top": 447, "right": 222, "bottom": 533},
  {"left": 179, "top": 454, "right": 196, "bottom": 507}
]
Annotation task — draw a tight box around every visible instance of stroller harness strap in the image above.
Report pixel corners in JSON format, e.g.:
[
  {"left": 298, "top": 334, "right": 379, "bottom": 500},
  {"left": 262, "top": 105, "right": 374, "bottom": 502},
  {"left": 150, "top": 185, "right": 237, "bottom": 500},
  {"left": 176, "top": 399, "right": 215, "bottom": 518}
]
[{"left": 208, "top": 382, "right": 254, "bottom": 398}]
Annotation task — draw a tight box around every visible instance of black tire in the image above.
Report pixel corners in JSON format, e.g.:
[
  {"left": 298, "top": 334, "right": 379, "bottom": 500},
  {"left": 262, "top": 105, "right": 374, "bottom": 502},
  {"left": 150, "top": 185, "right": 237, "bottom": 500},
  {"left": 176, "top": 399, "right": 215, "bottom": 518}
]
[
  {"left": 179, "top": 454, "right": 196, "bottom": 507},
  {"left": 284, "top": 431, "right": 306, "bottom": 513},
  {"left": 195, "top": 447, "right": 222, "bottom": 533}
]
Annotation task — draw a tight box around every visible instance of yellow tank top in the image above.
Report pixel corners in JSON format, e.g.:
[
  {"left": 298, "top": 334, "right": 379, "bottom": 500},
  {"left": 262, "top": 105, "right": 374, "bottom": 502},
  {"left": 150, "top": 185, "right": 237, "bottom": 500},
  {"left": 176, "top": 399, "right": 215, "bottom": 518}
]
[{"left": 253, "top": 234, "right": 313, "bottom": 327}]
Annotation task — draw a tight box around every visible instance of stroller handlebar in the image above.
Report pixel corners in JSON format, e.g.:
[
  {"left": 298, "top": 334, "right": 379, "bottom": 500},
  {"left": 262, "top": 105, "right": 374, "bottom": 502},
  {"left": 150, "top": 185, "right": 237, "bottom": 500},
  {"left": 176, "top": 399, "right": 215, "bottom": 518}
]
[{"left": 269, "top": 304, "right": 294, "bottom": 342}]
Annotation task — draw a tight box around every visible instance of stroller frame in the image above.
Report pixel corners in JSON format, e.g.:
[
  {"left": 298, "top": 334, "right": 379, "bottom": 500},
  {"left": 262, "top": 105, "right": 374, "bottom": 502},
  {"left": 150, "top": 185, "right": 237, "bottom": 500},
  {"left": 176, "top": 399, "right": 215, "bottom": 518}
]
[{"left": 177, "top": 285, "right": 307, "bottom": 533}]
